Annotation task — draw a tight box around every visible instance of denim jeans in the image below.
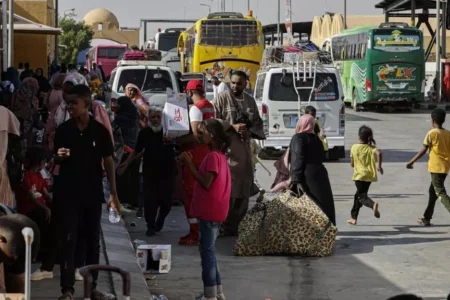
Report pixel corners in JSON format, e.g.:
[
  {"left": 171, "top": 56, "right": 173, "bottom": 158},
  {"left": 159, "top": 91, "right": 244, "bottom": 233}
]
[{"left": 198, "top": 219, "right": 223, "bottom": 298}]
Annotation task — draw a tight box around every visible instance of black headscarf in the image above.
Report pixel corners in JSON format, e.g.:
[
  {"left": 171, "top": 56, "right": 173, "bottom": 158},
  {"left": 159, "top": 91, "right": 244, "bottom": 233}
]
[
  {"left": 114, "top": 96, "right": 138, "bottom": 128},
  {"left": 34, "top": 68, "right": 51, "bottom": 93}
]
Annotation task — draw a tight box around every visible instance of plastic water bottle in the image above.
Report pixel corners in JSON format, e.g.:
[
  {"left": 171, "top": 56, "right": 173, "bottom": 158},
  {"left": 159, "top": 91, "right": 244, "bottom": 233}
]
[
  {"left": 109, "top": 207, "right": 120, "bottom": 223},
  {"left": 159, "top": 295, "right": 169, "bottom": 300},
  {"left": 36, "top": 130, "right": 44, "bottom": 143}
]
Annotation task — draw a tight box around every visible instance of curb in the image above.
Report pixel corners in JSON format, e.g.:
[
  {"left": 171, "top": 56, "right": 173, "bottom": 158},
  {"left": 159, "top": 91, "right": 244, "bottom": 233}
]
[
  {"left": 100, "top": 205, "right": 151, "bottom": 299},
  {"left": 414, "top": 103, "right": 450, "bottom": 111}
]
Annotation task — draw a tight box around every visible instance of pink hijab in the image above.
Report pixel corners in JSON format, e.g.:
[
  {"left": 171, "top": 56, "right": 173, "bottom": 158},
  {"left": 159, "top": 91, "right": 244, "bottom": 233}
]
[{"left": 296, "top": 114, "right": 315, "bottom": 134}]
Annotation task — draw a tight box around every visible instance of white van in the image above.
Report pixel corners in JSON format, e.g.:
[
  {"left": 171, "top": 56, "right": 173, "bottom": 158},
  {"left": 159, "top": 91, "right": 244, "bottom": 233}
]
[{"left": 254, "top": 64, "right": 346, "bottom": 160}]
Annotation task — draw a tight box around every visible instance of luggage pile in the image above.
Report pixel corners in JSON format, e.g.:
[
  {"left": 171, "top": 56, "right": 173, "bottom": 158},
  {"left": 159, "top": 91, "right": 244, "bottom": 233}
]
[
  {"left": 120, "top": 49, "right": 162, "bottom": 61},
  {"left": 261, "top": 41, "right": 332, "bottom": 67},
  {"left": 233, "top": 191, "right": 337, "bottom": 257}
]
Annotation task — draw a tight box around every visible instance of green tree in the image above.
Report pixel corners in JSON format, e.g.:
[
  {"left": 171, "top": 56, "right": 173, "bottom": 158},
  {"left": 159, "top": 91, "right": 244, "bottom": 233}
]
[{"left": 58, "top": 16, "right": 94, "bottom": 65}]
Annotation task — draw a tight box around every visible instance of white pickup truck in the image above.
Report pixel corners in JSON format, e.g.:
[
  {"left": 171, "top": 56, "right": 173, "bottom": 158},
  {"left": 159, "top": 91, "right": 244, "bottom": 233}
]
[{"left": 105, "top": 60, "right": 205, "bottom": 117}]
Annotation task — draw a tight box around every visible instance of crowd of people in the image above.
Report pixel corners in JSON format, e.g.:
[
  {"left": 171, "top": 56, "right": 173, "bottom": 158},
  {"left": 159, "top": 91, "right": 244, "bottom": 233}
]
[{"left": 0, "top": 58, "right": 449, "bottom": 300}]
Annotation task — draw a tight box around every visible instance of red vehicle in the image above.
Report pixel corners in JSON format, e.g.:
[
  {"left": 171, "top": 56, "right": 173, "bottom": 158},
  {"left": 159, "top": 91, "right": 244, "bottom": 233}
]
[{"left": 86, "top": 44, "right": 128, "bottom": 79}]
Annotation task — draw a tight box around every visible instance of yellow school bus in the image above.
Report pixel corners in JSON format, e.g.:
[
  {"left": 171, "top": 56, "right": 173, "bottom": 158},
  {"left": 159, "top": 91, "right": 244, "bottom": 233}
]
[{"left": 178, "top": 11, "right": 264, "bottom": 90}]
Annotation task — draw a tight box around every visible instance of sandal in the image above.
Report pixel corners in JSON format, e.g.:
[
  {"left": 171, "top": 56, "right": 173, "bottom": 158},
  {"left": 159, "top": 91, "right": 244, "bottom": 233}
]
[{"left": 417, "top": 218, "right": 431, "bottom": 226}]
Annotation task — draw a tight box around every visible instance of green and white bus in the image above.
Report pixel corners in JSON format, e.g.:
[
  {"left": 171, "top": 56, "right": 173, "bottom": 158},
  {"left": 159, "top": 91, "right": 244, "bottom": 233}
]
[{"left": 324, "top": 22, "right": 425, "bottom": 111}]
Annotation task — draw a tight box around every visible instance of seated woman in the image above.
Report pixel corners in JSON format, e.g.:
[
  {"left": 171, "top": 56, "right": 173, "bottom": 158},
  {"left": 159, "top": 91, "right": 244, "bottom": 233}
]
[{"left": 289, "top": 114, "right": 336, "bottom": 225}]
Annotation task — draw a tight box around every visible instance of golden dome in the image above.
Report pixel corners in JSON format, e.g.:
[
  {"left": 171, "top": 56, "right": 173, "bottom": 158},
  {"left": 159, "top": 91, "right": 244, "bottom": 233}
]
[{"left": 83, "top": 8, "right": 119, "bottom": 29}]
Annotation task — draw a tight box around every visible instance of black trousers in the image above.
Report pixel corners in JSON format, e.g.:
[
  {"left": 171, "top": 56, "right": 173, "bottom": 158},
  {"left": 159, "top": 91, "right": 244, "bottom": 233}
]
[
  {"left": 424, "top": 173, "right": 450, "bottom": 220},
  {"left": 116, "top": 156, "right": 140, "bottom": 207},
  {"left": 351, "top": 181, "right": 375, "bottom": 220},
  {"left": 144, "top": 176, "right": 173, "bottom": 230},
  {"left": 41, "top": 177, "right": 85, "bottom": 272},
  {"left": 59, "top": 200, "right": 102, "bottom": 294}
]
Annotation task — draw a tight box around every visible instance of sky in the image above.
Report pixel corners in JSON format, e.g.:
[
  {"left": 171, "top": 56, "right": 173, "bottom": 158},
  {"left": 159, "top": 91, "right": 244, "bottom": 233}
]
[{"left": 59, "top": 0, "right": 382, "bottom": 44}]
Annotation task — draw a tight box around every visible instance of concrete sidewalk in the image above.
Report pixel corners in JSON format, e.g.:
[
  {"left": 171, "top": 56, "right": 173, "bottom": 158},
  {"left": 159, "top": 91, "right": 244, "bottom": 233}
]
[{"left": 32, "top": 205, "right": 151, "bottom": 299}]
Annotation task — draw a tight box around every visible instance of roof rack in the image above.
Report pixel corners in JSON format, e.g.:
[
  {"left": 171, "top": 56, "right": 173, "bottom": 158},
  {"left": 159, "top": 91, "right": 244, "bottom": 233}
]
[
  {"left": 260, "top": 44, "right": 332, "bottom": 70},
  {"left": 207, "top": 12, "right": 244, "bottom": 19},
  {"left": 117, "top": 60, "right": 168, "bottom": 67},
  {"left": 379, "top": 22, "right": 410, "bottom": 29}
]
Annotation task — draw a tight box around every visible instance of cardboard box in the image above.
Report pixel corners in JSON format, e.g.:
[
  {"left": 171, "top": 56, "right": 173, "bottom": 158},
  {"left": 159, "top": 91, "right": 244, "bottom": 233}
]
[
  {"left": 136, "top": 245, "right": 171, "bottom": 274},
  {"left": 163, "top": 89, "right": 189, "bottom": 138}
]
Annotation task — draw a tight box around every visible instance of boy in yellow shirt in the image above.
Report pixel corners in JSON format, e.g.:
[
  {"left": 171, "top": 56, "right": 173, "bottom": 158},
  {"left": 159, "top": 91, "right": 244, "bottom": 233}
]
[{"left": 407, "top": 108, "right": 450, "bottom": 226}]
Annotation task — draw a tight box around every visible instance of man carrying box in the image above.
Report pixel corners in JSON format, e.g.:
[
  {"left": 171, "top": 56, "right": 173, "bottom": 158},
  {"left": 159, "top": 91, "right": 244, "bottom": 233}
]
[{"left": 175, "top": 80, "right": 215, "bottom": 246}]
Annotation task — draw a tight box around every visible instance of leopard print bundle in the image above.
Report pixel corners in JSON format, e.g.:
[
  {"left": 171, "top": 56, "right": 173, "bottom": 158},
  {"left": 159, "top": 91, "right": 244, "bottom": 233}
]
[{"left": 233, "top": 191, "right": 337, "bottom": 257}]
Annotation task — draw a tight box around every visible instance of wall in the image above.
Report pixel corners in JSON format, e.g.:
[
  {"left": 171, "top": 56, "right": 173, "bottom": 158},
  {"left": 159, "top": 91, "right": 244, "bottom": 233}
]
[{"left": 13, "top": 0, "right": 55, "bottom": 76}]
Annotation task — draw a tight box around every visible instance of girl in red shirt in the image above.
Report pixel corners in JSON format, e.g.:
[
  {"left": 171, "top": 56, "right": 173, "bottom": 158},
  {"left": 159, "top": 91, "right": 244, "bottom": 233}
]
[
  {"left": 181, "top": 119, "right": 231, "bottom": 300},
  {"left": 16, "top": 147, "right": 52, "bottom": 258}
]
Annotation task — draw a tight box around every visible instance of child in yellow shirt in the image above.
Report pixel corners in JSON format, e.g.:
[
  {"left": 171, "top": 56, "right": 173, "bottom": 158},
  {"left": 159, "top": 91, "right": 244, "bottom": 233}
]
[
  {"left": 407, "top": 108, "right": 450, "bottom": 226},
  {"left": 347, "top": 125, "right": 383, "bottom": 225}
]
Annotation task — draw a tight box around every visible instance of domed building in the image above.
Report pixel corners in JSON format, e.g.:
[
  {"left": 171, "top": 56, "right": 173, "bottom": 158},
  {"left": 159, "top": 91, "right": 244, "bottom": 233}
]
[{"left": 83, "top": 8, "right": 139, "bottom": 47}]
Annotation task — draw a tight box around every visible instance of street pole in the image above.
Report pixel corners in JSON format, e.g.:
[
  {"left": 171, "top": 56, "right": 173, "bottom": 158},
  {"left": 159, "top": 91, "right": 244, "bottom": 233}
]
[
  {"left": 55, "top": 0, "right": 59, "bottom": 65},
  {"left": 248, "top": 0, "right": 250, "bottom": 11},
  {"left": 2, "top": 0, "right": 7, "bottom": 71},
  {"left": 7, "top": 0, "right": 13, "bottom": 67},
  {"left": 344, "top": 0, "right": 347, "bottom": 29},
  {"left": 277, "top": 0, "right": 280, "bottom": 45},
  {"left": 437, "top": 0, "right": 441, "bottom": 102}
]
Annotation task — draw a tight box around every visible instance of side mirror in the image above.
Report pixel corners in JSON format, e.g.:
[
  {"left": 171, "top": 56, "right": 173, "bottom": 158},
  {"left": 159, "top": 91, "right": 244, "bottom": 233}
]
[{"left": 341, "top": 96, "right": 345, "bottom": 101}]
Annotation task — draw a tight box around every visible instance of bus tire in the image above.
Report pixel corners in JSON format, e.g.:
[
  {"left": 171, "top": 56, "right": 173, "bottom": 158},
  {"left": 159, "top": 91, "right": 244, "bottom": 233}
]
[{"left": 352, "top": 89, "right": 361, "bottom": 112}]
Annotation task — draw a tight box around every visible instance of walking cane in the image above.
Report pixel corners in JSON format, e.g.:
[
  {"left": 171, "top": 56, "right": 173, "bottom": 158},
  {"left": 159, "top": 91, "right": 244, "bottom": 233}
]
[{"left": 21, "top": 227, "right": 34, "bottom": 300}]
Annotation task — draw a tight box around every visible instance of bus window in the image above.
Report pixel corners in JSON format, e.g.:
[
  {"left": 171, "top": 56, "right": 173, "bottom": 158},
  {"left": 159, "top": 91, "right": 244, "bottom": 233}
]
[
  {"left": 373, "top": 29, "right": 421, "bottom": 51},
  {"left": 98, "top": 48, "right": 126, "bottom": 59}
]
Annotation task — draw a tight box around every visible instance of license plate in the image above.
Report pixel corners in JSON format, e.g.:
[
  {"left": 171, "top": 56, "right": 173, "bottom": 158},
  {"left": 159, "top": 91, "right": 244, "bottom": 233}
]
[{"left": 284, "top": 52, "right": 299, "bottom": 63}]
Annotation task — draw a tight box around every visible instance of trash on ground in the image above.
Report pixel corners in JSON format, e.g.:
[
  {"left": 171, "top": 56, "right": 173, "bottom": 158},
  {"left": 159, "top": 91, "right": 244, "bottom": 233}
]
[
  {"left": 133, "top": 239, "right": 146, "bottom": 249},
  {"left": 136, "top": 244, "right": 171, "bottom": 274}
]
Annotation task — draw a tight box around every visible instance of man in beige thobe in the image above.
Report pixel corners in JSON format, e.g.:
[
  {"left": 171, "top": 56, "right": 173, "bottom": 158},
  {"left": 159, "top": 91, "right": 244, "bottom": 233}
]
[{"left": 214, "top": 70, "right": 265, "bottom": 236}]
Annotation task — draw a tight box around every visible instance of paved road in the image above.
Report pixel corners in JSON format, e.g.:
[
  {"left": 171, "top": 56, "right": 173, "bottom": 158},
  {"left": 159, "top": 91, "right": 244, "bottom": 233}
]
[{"left": 127, "top": 109, "right": 450, "bottom": 300}]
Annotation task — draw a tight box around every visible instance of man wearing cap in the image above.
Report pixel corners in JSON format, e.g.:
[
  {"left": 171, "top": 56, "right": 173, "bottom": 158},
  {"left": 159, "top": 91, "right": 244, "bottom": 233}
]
[{"left": 175, "top": 80, "right": 214, "bottom": 246}]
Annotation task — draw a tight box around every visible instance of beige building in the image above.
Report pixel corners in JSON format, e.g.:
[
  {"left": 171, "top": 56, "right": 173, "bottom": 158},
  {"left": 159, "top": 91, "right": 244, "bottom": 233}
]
[
  {"left": 311, "top": 13, "right": 448, "bottom": 61},
  {"left": 7, "top": 0, "right": 59, "bottom": 76},
  {"left": 83, "top": 8, "right": 139, "bottom": 47}
]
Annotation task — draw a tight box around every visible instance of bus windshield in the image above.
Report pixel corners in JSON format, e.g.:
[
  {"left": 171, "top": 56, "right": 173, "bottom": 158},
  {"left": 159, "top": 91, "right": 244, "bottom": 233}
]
[
  {"left": 200, "top": 20, "right": 259, "bottom": 46},
  {"left": 158, "top": 35, "right": 180, "bottom": 51},
  {"left": 373, "top": 29, "right": 421, "bottom": 52}
]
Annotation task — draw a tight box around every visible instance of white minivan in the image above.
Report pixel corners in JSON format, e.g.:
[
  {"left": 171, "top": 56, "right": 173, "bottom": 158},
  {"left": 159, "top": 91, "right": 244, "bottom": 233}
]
[{"left": 254, "top": 65, "right": 346, "bottom": 160}]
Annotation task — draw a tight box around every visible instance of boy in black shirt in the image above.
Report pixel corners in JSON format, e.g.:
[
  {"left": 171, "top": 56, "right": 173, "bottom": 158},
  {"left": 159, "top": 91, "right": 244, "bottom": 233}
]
[
  {"left": 54, "top": 84, "right": 121, "bottom": 300},
  {"left": 118, "top": 105, "right": 176, "bottom": 237}
]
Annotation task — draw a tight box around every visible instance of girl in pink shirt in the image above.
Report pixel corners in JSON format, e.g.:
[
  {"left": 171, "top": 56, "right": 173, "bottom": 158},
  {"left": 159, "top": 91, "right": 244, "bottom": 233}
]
[{"left": 181, "top": 118, "right": 231, "bottom": 300}]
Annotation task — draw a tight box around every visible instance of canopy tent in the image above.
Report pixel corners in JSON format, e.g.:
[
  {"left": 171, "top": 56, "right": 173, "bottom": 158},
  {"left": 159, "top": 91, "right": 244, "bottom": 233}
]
[{"left": 2, "top": 12, "right": 61, "bottom": 35}]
